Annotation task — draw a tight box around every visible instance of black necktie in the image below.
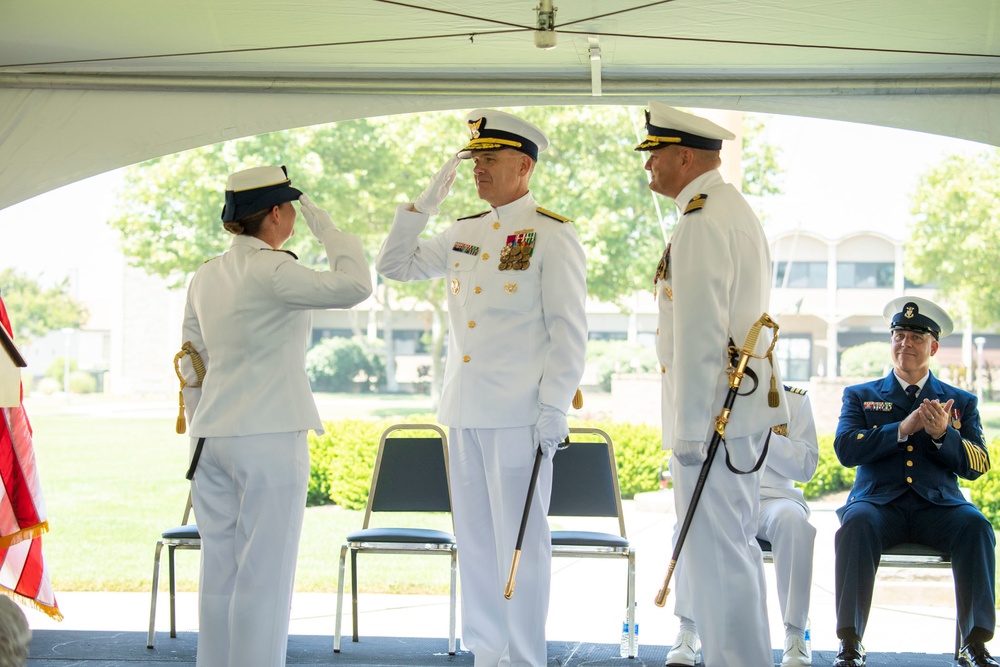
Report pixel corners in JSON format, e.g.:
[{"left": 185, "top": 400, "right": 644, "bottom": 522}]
[{"left": 905, "top": 384, "right": 919, "bottom": 405}]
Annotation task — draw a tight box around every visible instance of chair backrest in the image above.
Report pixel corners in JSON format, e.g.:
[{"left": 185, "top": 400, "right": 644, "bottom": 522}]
[
  {"left": 548, "top": 427, "right": 627, "bottom": 538},
  {"left": 363, "top": 423, "right": 452, "bottom": 528}
]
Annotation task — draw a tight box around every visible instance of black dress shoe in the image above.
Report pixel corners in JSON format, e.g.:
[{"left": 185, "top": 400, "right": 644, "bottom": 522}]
[
  {"left": 832, "top": 637, "right": 866, "bottom": 667},
  {"left": 960, "top": 642, "right": 1000, "bottom": 667}
]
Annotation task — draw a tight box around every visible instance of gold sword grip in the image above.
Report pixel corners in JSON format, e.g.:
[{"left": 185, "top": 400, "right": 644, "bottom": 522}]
[
  {"left": 654, "top": 559, "right": 677, "bottom": 607},
  {"left": 173, "top": 342, "right": 206, "bottom": 434}
]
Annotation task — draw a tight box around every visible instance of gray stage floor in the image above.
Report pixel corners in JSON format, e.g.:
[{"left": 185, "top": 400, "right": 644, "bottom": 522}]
[{"left": 27, "top": 630, "right": 963, "bottom": 666}]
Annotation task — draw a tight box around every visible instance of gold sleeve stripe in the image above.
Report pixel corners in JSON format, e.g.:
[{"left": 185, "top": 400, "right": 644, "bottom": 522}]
[{"left": 963, "top": 440, "right": 991, "bottom": 474}]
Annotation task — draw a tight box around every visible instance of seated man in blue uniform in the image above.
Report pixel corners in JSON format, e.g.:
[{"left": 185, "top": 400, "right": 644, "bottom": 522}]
[{"left": 833, "top": 296, "right": 996, "bottom": 667}]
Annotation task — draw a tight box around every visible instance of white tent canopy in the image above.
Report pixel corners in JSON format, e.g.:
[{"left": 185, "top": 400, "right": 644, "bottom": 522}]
[{"left": 2, "top": 0, "right": 999, "bottom": 211}]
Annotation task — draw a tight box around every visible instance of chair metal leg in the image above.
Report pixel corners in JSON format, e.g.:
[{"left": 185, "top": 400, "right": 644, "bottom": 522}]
[
  {"left": 168, "top": 545, "right": 178, "bottom": 638},
  {"left": 626, "top": 549, "right": 636, "bottom": 658},
  {"left": 351, "top": 548, "right": 359, "bottom": 642},
  {"left": 448, "top": 547, "right": 457, "bottom": 655},
  {"left": 334, "top": 544, "right": 348, "bottom": 652},
  {"left": 147, "top": 540, "right": 164, "bottom": 649}
]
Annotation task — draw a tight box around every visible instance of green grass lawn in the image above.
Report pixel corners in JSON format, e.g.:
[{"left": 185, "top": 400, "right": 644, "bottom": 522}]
[{"left": 28, "top": 406, "right": 453, "bottom": 594}]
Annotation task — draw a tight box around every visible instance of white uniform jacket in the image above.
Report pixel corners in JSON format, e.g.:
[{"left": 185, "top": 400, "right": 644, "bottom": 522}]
[
  {"left": 376, "top": 192, "right": 587, "bottom": 428},
  {"left": 656, "top": 169, "right": 788, "bottom": 448},
  {"left": 756, "top": 387, "right": 819, "bottom": 513},
  {"left": 181, "top": 230, "right": 372, "bottom": 437}
]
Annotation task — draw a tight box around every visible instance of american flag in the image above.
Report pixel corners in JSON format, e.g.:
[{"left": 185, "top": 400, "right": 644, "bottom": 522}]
[{"left": 0, "top": 295, "right": 60, "bottom": 619}]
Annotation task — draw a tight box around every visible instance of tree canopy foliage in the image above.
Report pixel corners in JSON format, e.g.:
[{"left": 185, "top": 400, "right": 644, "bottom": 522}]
[
  {"left": 907, "top": 149, "right": 1000, "bottom": 327},
  {"left": 0, "top": 269, "right": 89, "bottom": 344}
]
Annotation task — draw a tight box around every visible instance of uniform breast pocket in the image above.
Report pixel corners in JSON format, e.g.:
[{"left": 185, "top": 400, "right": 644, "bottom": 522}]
[
  {"left": 488, "top": 268, "right": 540, "bottom": 312},
  {"left": 447, "top": 254, "right": 480, "bottom": 308}
]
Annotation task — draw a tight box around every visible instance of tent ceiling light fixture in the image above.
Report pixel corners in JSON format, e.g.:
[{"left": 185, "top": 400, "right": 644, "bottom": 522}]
[{"left": 534, "top": 0, "right": 557, "bottom": 50}]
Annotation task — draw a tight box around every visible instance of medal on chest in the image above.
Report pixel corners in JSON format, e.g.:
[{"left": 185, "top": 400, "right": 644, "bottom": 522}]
[
  {"left": 654, "top": 243, "right": 671, "bottom": 300},
  {"left": 499, "top": 229, "right": 535, "bottom": 271}
]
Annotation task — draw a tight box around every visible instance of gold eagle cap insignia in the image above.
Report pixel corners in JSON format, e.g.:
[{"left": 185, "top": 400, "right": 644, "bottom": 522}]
[
  {"left": 468, "top": 118, "right": 484, "bottom": 139},
  {"left": 904, "top": 306, "right": 915, "bottom": 319}
]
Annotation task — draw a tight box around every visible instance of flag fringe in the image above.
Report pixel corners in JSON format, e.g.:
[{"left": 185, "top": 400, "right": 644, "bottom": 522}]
[
  {"left": 0, "top": 586, "right": 63, "bottom": 621},
  {"left": 0, "top": 521, "right": 49, "bottom": 550}
]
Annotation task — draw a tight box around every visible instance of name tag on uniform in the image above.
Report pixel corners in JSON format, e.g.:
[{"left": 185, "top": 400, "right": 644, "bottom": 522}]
[{"left": 863, "top": 401, "right": 893, "bottom": 412}]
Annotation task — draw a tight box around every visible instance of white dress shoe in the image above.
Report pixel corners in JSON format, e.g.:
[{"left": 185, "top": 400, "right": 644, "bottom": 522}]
[
  {"left": 781, "top": 634, "right": 811, "bottom": 667},
  {"left": 665, "top": 629, "right": 701, "bottom": 666}
]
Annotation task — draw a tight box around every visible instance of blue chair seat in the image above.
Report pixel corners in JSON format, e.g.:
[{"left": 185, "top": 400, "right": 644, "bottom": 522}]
[
  {"left": 162, "top": 525, "right": 199, "bottom": 540},
  {"left": 551, "top": 530, "right": 629, "bottom": 548},
  {"left": 346, "top": 527, "right": 455, "bottom": 545}
]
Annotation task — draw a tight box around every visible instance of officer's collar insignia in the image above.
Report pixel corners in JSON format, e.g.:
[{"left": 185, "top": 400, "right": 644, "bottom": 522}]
[
  {"left": 684, "top": 194, "right": 708, "bottom": 215},
  {"left": 863, "top": 401, "right": 893, "bottom": 412}
]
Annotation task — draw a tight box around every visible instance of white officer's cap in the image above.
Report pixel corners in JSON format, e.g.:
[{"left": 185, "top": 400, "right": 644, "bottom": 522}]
[
  {"left": 634, "top": 101, "right": 736, "bottom": 152},
  {"left": 221, "top": 165, "right": 302, "bottom": 222},
  {"left": 457, "top": 109, "right": 549, "bottom": 162},
  {"left": 883, "top": 296, "right": 954, "bottom": 340}
]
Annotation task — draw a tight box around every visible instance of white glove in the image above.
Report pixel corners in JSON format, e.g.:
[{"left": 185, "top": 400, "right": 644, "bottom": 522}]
[
  {"left": 413, "top": 155, "right": 461, "bottom": 215},
  {"left": 298, "top": 194, "right": 339, "bottom": 238},
  {"left": 673, "top": 438, "right": 707, "bottom": 467},
  {"left": 534, "top": 404, "right": 568, "bottom": 459}
]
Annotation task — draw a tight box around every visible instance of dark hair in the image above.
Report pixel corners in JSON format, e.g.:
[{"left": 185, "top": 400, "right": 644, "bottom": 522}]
[{"left": 223, "top": 206, "right": 271, "bottom": 236}]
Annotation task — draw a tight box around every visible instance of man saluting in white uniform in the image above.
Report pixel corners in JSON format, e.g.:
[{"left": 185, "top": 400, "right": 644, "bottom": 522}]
[{"left": 376, "top": 109, "right": 587, "bottom": 667}]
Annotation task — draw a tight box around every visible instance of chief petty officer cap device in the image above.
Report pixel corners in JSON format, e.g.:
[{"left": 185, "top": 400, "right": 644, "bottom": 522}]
[{"left": 883, "top": 295, "right": 954, "bottom": 340}]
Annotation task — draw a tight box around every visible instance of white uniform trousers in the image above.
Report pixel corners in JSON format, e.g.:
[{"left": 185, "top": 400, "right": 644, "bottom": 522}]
[
  {"left": 669, "top": 436, "right": 770, "bottom": 667},
  {"left": 449, "top": 427, "right": 552, "bottom": 667},
  {"left": 758, "top": 497, "right": 815, "bottom": 631},
  {"left": 190, "top": 431, "right": 310, "bottom": 667}
]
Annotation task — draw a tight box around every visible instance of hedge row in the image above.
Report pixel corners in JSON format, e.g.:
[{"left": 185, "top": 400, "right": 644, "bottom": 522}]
[{"left": 307, "top": 419, "right": 1000, "bottom": 529}]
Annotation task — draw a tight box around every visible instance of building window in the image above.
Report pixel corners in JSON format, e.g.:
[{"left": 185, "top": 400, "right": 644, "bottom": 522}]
[
  {"left": 776, "top": 336, "right": 812, "bottom": 382},
  {"left": 773, "top": 261, "right": 827, "bottom": 288},
  {"left": 837, "top": 262, "right": 894, "bottom": 288}
]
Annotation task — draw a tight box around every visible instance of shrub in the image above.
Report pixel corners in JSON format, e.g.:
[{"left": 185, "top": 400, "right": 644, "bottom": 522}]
[
  {"left": 308, "top": 419, "right": 392, "bottom": 508},
  {"left": 306, "top": 336, "right": 385, "bottom": 393},
  {"left": 839, "top": 342, "right": 890, "bottom": 378},
  {"left": 68, "top": 370, "right": 97, "bottom": 394},
  {"left": 962, "top": 437, "right": 1000, "bottom": 530},
  {"left": 586, "top": 340, "right": 660, "bottom": 392},
  {"left": 798, "top": 433, "right": 855, "bottom": 500},
  {"left": 573, "top": 419, "right": 663, "bottom": 498}
]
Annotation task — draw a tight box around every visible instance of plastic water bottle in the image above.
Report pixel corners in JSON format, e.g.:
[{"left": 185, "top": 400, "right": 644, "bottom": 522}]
[
  {"left": 804, "top": 618, "right": 811, "bottom": 656},
  {"left": 619, "top": 602, "right": 638, "bottom": 657}
]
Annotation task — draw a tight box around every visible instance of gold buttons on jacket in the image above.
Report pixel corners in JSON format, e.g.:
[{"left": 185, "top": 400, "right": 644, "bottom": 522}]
[
  {"left": 468, "top": 321, "right": 476, "bottom": 328},
  {"left": 656, "top": 328, "right": 660, "bottom": 335},
  {"left": 660, "top": 365, "right": 666, "bottom": 373},
  {"left": 907, "top": 445, "right": 914, "bottom": 452},
  {"left": 906, "top": 460, "right": 914, "bottom": 467},
  {"left": 493, "top": 222, "right": 501, "bottom": 229},
  {"left": 454, "top": 262, "right": 460, "bottom": 267},
  {"left": 482, "top": 253, "right": 489, "bottom": 260},
  {"left": 907, "top": 477, "right": 913, "bottom": 484},
  {"left": 474, "top": 286, "right": 482, "bottom": 294},
  {"left": 463, "top": 355, "right": 471, "bottom": 363}
]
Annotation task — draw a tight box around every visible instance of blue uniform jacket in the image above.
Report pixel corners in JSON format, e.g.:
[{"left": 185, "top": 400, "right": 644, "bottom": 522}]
[{"left": 834, "top": 371, "right": 989, "bottom": 520}]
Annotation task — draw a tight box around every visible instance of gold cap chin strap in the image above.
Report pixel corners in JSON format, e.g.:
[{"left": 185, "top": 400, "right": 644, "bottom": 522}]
[{"left": 173, "top": 342, "right": 206, "bottom": 434}]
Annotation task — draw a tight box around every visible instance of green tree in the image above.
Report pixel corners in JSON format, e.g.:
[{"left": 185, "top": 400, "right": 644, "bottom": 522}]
[
  {"left": 742, "top": 114, "right": 784, "bottom": 198},
  {"left": 907, "top": 149, "right": 1000, "bottom": 327},
  {"left": 0, "top": 269, "right": 89, "bottom": 344}
]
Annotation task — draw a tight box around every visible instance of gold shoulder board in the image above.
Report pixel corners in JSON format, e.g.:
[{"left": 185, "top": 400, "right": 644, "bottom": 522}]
[
  {"left": 457, "top": 210, "right": 490, "bottom": 221},
  {"left": 537, "top": 207, "right": 572, "bottom": 223},
  {"left": 784, "top": 385, "right": 807, "bottom": 395},
  {"left": 683, "top": 194, "right": 708, "bottom": 215}
]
